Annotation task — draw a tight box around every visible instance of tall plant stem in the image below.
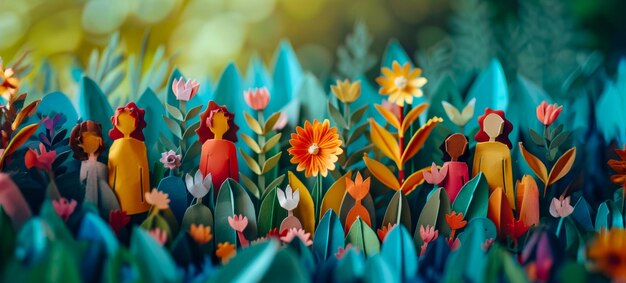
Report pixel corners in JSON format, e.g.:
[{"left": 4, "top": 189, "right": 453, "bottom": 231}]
[
  {"left": 257, "top": 111, "right": 266, "bottom": 192},
  {"left": 398, "top": 106, "right": 405, "bottom": 185}
]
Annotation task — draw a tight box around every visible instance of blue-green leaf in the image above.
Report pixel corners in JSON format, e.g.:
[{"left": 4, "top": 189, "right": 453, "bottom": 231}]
[{"left": 313, "top": 210, "right": 345, "bottom": 261}]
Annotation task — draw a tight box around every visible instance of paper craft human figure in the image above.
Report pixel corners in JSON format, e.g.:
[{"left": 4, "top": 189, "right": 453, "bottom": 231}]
[
  {"left": 440, "top": 133, "right": 471, "bottom": 202},
  {"left": 108, "top": 102, "right": 151, "bottom": 215},
  {"left": 472, "top": 108, "right": 515, "bottom": 208},
  {"left": 345, "top": 172, "right": 372, "bottom": 231},
  {"left": 70, "top": 120, "right": 120, "bottom": 217},
  {"left": 195, "top": 101, "right": 239, "bottom": 197}
]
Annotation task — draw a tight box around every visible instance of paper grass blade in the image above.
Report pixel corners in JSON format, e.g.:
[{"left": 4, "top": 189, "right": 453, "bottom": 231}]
[
  {"left": 414, "top": 188, "right": 451, "bottom": 246},
  {"left": 381, "top": 226, "right": 418, "bottom": 281},
  {"left": 382, "top": 190, "right": 412, "bottom": 232},
  {"left": 319, "top": 171, "right": 352, "bottom": 220},
  {"left": 369, "top": 118, "right": 400, "bottom": 166},
  {"left": 345, "top": 217, "right": 380, "bottom": 257},
  {"left": 313, "top": 210, "right": 345, "bottom": 261}
]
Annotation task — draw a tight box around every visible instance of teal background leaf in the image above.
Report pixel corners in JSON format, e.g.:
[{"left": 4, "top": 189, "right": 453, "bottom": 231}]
[
  {"left": 75, "top": 76, "right": 114, "bottom": 144},
  {"left": 130, "top": 228, "right": 179, "bottom": 283},
  {"left": 313, "top": 210, "right": 345, "bottom": 261},
  {"left": 451, "top": 173, "right": 489, "bottom": 220},
  {"left": 214, "top": 179, "right": 258, "bottom": 246},
  {"left": 464, "top": 59, "right": 509, "bottom": 132},
  {"left": 381, "top": 225, "right": 418, "bottom": 281}
]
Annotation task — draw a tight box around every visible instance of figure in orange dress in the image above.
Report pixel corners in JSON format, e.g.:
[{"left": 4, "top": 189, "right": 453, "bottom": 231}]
[
  {"left": 472, "top": 108, "right": 515, "bottom": 208},
  {"left": 195, "top": 101, "right": 239, "bottom": 197},
  {"left": 108, "top": 102, "right": 151, "bottom": 215},
  {"left": 439, "top": 133, "right": 470, "bottom": 203}
]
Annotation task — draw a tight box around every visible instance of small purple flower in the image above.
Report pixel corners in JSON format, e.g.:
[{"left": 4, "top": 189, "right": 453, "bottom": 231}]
[
  {"left": 160, "top": 150, "right": 182, "bottom": 170},
  {"left": 43, "top": 113, "right": 65, "bottom": 131}
]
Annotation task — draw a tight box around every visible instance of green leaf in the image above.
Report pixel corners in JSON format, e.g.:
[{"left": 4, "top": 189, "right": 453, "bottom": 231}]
[
  {"left": 451, "top": 173, "right": 489, "bottom": 220},
  {"left": 159, "top": 133, "right": 177, "bottom": 151},
  {"left": 345, "top": 218, "right": 380, "bottom": 257},
  {"left": 183, "top": 141, "right": 202, "bottom": 162},
  {"left": 328, "top": 101, "right": 348, "bottom": 129},
  {"left": 363, "top": 255, "right": 397, "bottom": 283},
  {"left": 241, "top": 133, "right": 262, "bottom": 154},
  {"left": 551, "top": 132, "right": 570, "bottom": 149},
  {"left": 0, "top": 207, "right": 15, "bottom": 269},
  {"left": 185, "top": 104, "right": 204, "bottom": 121},
  {"left": 257, "top": 187, "right": 287, "bottom": 236},
  {"left": 262, "top": 152, "right": 282, "bottom": 174},
  {"left": 381, "top": 226, "right": 417, "bottom": 281},
  {"left": 529, "top": 129, "right": 545, "bottom": 146},
  {"left": 244, "top": 112, "right": 263, "bottom": 135},
  {"left": 346, "top": 122, "right": 368, "bottom": 145},
  {"left": 163, "top": 115, "right": 181, "bottom": 139},
  {"left": 239, "top": 173, "right": 260, "bottom": 200},
  {"left": 181, "top": 203, "right": 214, "bottom": 232},
  {"left": 313, "top": 210, "right": 345, "bottom": 261},
  {"left": 214, "top": 179, "right": 258, "bottom": 245},
  {"left": 239, "top": 149, "right": 262, "bottom": 175},
  {"left": 265, "top": 174, "right": 286, "bottom": 196},
  {"left": 350, "top": 104, "right": 369, "bottom": 125},
  {"left": 259, "top": 247, "right": 309, "bottom": 282},
  {"left": 414, "top": 188, "right": 451, "bottom": 246},
  {"left": 130, "top": 228, "right": 178, "bottom": 283},
  {"left": 262, "top": 133, "right": 282, "bottom": 153},
  {"left": 264, "top": 112, "right": 282, "bottom": 134},
  {"left": 213, "top": 241, "right": 278, "bottom": 282},
  {"left": 382, "top": 190, "right": 412, "bottom": 232},
  {"left": 182, "top": 121, "right": 200, "bottom": 140}
]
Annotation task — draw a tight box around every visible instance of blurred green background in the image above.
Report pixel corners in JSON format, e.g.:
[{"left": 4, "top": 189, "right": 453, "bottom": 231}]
[{"left": 1, "top": 0, "right": 624, "bottom": 86}]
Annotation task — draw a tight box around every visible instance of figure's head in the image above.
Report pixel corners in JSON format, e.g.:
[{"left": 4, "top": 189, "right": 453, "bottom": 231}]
[
  {"left": 70, "top": 120, "right": 105, "bottom": 160},
  {"left": 474, "top": 108, "right": 513, "bottom": 148},
  {"left": 196, "top": 101, "right": 239, "bottom": 143},
  {"left": 440, "top": 133, "right": 470, "bottom": 162},
  {"left": 109, "top": 102, "right": 147, "bottom": 141}
]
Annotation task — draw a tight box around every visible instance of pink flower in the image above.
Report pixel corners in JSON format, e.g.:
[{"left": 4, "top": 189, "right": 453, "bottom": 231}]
[
  {"left": 549, "top": 196, "right": 574, "bottom": 218},
  {"left": 536, "top": 101, "right": 563, "bottom": 126},
  {"left": 382, "top": 99, "right": 401, "bottom": 119},
  {"left": 280, "top": 228, "right": 313, "bottom": 246},
  {"left": 52, "top": 197, "right": 77, "bottom": 222},
  {"left": 482, "top": 238, "right": 495, "bottom": 251},
  {"left": 149, "top": 228, "right": 168, "bottom": 246},
  {"left": 172, "top": 77, "right": 199, "bottom": 101},
  {"left": 244, "top": 87, "right": 270, "bottom": 111},
  {"left": 24, "top": 143, "right": 57, "bottom": 171},
  {"left": 272, "top": 111, "right": 288, "bottom": 131},
  {"left": 159, "top": 150, "right": 182, "bottom": 170},
  {"left": 336, "top": 244, "right": 358, "bottom": 259},
  {"left": 419, "top": 225, "right": 439, "bottom": 243},
  {"left": 228, "top": 214, "right": 248, "bottom": 232},
  {"left": 449, "top": 237, "right": 461, "bottom": 251},
  {"left": 423, "top": 162, "right": 449, "bottom": 185}
]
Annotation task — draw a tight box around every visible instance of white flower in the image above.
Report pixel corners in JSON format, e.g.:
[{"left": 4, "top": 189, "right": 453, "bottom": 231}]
[
  {"left": 276, "top": 185, "right": 300, "bottom": 211},
  {"left": 185, "top": 170, "right": 212, "bottom": 199},
  {"left": 442, "top": 98, "right": 476, "bottom": 127},
  {"left": 549, "top": 196, "right": 574, "bottom": 218}
]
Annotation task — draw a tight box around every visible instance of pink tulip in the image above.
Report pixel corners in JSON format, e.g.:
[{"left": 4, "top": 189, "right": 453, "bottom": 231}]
[
  {"left": 549, "top": 196, "right": 574, "bottom": 218},
  {"left": 244, "top": 87, "right": 270, "bottom": 111},
  {"left": 52, "top": 197, "right": 77, "bottom": 222},
  {"left": 536, "top": 101, "right": 562, "bottom": 126},
  {"left": 172, "top": 77, "right": 199, "bottom": 101},
  {"left": 423, "top": 162, "right": 449, "bottom": 185}
]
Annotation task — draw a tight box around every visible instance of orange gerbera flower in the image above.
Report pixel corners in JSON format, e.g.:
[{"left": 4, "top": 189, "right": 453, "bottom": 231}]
[
  {"left": 376, "top": 61, "right": 427, "bottom": 107},
  {"left": 608, "top": 148, "right": 626, "bottom": 189},
  {"left": 288, "top": 119, "right": 343, "bottom": 177},
  {"left": 588, "top": 228, "right": 626, "bottom": 280}
]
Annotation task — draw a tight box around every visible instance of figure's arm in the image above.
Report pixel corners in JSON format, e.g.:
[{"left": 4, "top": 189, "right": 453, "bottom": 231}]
[{"left": 80, "top": 162, "right": 88, "bottom": 181}]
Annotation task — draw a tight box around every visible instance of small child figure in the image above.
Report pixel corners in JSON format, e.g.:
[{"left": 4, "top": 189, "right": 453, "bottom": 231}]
[{"left": 439, "top": 133, "right": 471, "bottom": 203}]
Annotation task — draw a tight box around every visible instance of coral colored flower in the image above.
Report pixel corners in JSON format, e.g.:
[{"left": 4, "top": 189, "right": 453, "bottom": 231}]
[
  {"left": 160, "top": 150, "right": 182, "bottom": 170},
  {"left": 482, "top": 238, "right": 495, "bottom": 251},
  {"left": 420, "top": 225, "right": 439, "bottom": 243},
  {"left": 216, "top": 242, "right": 237, "bottom": 264},
  {"left": 331, "top": 79, "right": 361, "bottom": 103},
  {"left": 346, "top": 172, "right": 371, "bottom": 201},
  {"left": 109, "top": 210, "right": 130, "bottom": 235},
  {"left": 608, "top": 148, "right": 626, "bottom": 189},
  {"left": 145, "top": 189, "right": 170, "bottom": 210},
  {"left": 280, "top": 228, "right": 313, "bottom": 246},
  {"left": 381, "top": 99, "right": 401, "bottom": 119},
  {"left": 288, "top": 119, "right": 343, "bottom": 177},
  {"left": 172, "top": 77, "right": 199, "bottom": 101},
  {"left": 335, "top": 244, "right": 358, "bottom": 259},
  {"left": 549, "top": 196, "right": 574, "bottom": 218},
  {"left": 423, "top": 162, "right": 449, "bottom": 185},
  {"left": 24, "top": 143, "right": 57, "bottom": 171},
  {"left": 273, "top": 111, "right": 288, "bottom": 131},
  {"left": 506, "top": 219, "right": 529, "bottom": 242},
  {"left": 588, "top": 228, "right": 626, "bottom": 280},
  {"left": 445, "top": 211, "right": 467, "bottom": 230},
  {"left": 189, "top": 224, "right": 213, "bottom": 245},
  {"left": 276, "top": 185, "right": 300, "bottom": 211},
  {"left": 376, "top": 61, "right": 427, "bottom": 107},
  {"left": 228, "top": 214, "right": 249, "bottom": 232},
  {"left": 149, "top": 228, "right": 168, "bottom": 246},
  {"left": 244, "top": 87, "right": 270, "bottom": 111},
  {"left": 536, "top": 101, "right": 563, "bottom": 126},
  {"left": 52, "top": 197, "right": 77, "bottom": 222},
  {"left": 377, "top": 223, "right": 396, "bottom": 242},
  {"left": 185, "top": 170, "right": 212, "bottom": 199}
]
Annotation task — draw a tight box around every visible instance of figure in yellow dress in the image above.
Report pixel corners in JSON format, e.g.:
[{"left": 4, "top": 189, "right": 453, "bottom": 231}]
[
  {"left": 70, "top": 120, "right": 120, "bottom": 217},
  {"left": 472, "top": 108, "right": 515, "bottom": 209},
  {"left": 195, "top": 101, "right": 239, "bottom": 197},
  {"left": 108, "top": 102, "right": 151, "bottom": 215}
]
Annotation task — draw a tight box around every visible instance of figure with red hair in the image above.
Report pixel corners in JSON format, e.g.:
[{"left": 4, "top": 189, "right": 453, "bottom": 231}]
[
  {"left": 472, "top": 108, "right": 515, "bottom": 208},
  {"left": 107, "top": 102, "right": 151, "bottom": 215},
  {"left": 195, "top": 101, "right": 239, "bottom": 196}
]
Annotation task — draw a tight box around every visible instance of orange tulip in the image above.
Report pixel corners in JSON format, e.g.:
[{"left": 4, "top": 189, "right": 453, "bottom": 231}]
[{"left": 535, "top": 101, "right": 562, "bottom": 126}]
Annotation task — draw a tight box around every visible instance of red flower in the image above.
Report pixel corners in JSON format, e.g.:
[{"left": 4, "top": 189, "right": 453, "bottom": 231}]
[
  {"left": 109, "top": 210, "right": 130, "bottom": 235},
  {"left": 377, "top": 223, "right": 396, "bottom": 242},
  {"left": 506, "top": 219, "right": 529, "bottom": 242},
  {"left": 25, "top": 143, "right": 56, "bottom": 171},
  {"left": 536, "top": 101, "right": 563, "bottom": 126}
]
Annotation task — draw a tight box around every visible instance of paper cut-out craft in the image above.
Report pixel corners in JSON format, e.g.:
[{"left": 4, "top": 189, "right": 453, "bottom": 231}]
[
  {"left": 195, "top": 101, "right": 239, "bottom": 196},
  {"left": 108, "top": 102, "right": 151, "bottom": 215},
  {"left": 440, "top": 133, "right": 470, "bottom": 202},
  {"left": 344, "top": 172, "right": 372, "bottom": 230},
  {"left": 277, "top": 185, "right": 302, "bottom": 232},
  {"left": 70, "top": 120, "right": 120, "bottom": 217},
  {"left": 472, "top": 108, "right": 515, "bottom": 208}
]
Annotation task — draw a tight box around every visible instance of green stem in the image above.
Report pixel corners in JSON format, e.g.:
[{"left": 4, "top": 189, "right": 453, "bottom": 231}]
[
  {"left": 179, "top": 101, "right": 188, "bottom": 154},
  {"left": 398, "top": 106, "right": 405, "bottom": 185},
  {"left": 315, "top": 174, "right": 323, "bottom": 225},
  {"left": 556, "top": 217, "right": 564, "bottom": 236},
  {"left": 257, "top": 111, "right": 266, "bottom": 192}
]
